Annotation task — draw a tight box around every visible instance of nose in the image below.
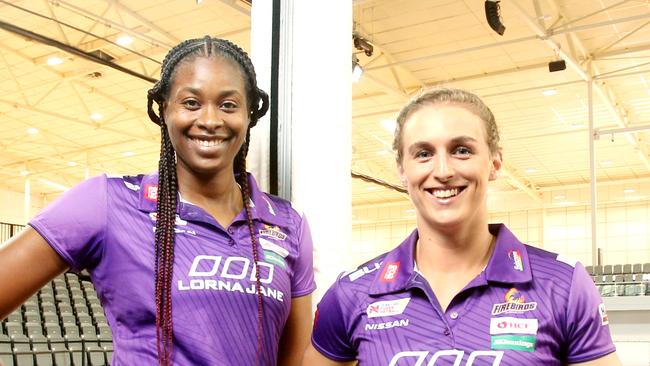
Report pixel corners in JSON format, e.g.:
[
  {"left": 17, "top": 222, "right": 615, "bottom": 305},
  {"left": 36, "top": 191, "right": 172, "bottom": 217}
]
[
  {"left": 433, "top": 153, "right": 454, "bottom": 182},
  {"left": 198, "top": 104, "right": 223, "bottom": 130}
]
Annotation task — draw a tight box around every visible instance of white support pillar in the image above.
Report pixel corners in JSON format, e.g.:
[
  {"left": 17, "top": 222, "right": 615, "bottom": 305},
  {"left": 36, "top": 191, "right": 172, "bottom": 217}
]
[
  {"left": 290, "top": 1, "right": 352, "bottom": 303},
  {"left": 588, "top": 79, "right": 599, "bottom": 266},
  {"left": 248, "top": 1, "right": 273, "bottom": 191},
  {"left": 251, "top": 1, "right": 353, "bottom": 303}
]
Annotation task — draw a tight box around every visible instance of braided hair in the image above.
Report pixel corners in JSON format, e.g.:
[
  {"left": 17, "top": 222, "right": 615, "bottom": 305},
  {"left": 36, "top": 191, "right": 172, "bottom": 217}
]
[
  {"left": 393, "top": 87, "right": 500, "bottom": 163},
  {"left": 146, "top": 36, "right": 269, "bottom": 366}
]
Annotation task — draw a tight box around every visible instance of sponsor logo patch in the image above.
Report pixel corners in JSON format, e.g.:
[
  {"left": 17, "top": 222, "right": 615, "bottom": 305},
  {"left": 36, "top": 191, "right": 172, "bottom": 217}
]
[
  {"left": 264, "top": 250, "right": 287, "bottom": 269},
  {"left": 381, "top": 262, "right": 400, "bottom": 282},
  {"left": 490, "top": 317, "right": 538, "bottom": 335},
  {"left": 491, "top": 288, "right": 537, "bottom": 315},
  {"left": 491, "top": 335, "right": 536, "bottom": 352},
  {"left": 144, "top": 184, "right": 158, "bottom": 201},
  {"left": 508, "top": 249, "right": 524, "bottom": 271},
  {"left": 599, "top": 303, "right": 609, "bottom": 325},
  {"left": 366, "top": 297, "right": 411, "bottom": 318},
  {"left": 259, "top": 238, "right": 289, "bottom": 258},
  {"left": 259, "top": 224, "right": 287, "bottom": 241}
]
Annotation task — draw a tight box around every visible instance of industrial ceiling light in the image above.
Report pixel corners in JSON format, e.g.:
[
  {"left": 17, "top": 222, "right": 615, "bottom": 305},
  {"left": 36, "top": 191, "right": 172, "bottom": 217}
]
[
  {"left": 46, "top": 56, "right": 63, "bottom": 66},
  {"left": 116, "top": 34, "right": 133, "bottom": 46},
  {"left": 485, "top": 0, "right": 506, "bottom": 35},
  {"left": 353, "top": 35, "right": 374, "bottom": 57}
]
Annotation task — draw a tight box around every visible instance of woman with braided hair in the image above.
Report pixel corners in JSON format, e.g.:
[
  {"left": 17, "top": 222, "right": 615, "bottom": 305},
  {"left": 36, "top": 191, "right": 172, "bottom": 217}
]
[{"left": 0, "top": 36, "right": 316, "bottom": 365}]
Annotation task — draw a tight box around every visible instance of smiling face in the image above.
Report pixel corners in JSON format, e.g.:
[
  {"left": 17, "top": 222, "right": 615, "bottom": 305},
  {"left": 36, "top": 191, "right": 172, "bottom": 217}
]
[
  {"left": 163, "top": 56, "right": 249, "bottom": 178},
  {"left": 398, "top": 102, "right": 502, "bottom": 231}
]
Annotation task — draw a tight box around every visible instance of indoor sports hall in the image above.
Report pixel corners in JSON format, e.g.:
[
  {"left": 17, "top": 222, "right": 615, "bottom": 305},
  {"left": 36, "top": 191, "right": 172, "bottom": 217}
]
[{"left": 1, "top": 1, "right": 649, "bottom": 365}]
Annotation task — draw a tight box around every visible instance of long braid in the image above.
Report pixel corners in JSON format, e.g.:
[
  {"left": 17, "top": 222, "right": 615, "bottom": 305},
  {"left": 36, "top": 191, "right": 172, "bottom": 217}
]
[
  {"left": 146, "top": 36, "right": 270, "bottom": 366},
  {"left": 236, "top": 128, "right": 266, "bottom": 365}
]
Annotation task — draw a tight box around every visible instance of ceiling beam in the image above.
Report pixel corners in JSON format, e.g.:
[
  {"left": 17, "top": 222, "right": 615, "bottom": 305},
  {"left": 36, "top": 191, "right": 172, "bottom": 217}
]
[
  {"left": 218, "top": 0, "right": 251, "bottom": 16},
  {"left": 548, "top": 0, "right": 634, "bottom": 31},
  {"left": 501, "top": 165, "right": 543, "bottom": 205},
  {"left": 513, "top": 1, "right": 650, "bottom": 172},
  {"left": 0, "top": 99, "right": 157, "bottom": 144},
  {"left": 108, "top": 0, "right": 181, "bottom": 44},
  {"left": 593, "top": 41, "right": 650, "bottom": 59},
  {"left": 54, "top": 0, "right": 174, "bottom": 48},
  {"left": 366, "top": 11, "right": 650, "bottom": 72}
]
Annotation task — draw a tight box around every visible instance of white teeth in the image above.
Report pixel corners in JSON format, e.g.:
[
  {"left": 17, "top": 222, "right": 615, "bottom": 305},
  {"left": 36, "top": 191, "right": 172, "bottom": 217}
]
[
  {"left": 432, "top": 188, "right": 459, "bottom": 198},
  {"left": 193, "top": 138, "right": 222, "bottom": 147}
]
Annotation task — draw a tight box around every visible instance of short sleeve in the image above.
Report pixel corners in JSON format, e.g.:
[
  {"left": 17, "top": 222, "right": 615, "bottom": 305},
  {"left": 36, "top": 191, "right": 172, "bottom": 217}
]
[
  {"left": 565, "top": 262, "right": 616, "bottom": 363},
  {"left": 29, "top": 175, "right": 107, "bottom": 272},
  {"left": 291, "top": 214, "right": 316, "bottom": 297},
  {"left": 311, "top": 281, "right": 357, "bottom": 362}
]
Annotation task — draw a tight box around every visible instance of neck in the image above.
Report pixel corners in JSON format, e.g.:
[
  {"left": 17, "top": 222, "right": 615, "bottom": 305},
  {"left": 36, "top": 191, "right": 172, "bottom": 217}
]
[
  {"left": 175, "top": 167, "right": 244, "bottom": 221},
  {"left": 415, "top": 219, "right": 495, "bottom": 274}
]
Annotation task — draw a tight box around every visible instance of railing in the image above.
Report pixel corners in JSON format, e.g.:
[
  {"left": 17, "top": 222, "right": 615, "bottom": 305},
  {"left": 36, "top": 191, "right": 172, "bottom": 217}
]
[{"left": 0, "top": 222, "right": 26, "bottom": 243}]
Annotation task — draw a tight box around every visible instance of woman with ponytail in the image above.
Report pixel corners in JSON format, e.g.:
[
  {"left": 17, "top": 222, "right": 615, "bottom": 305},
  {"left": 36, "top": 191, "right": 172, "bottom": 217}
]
[{"left": 0, "top": 36, "right": 315, "bottom": 366}]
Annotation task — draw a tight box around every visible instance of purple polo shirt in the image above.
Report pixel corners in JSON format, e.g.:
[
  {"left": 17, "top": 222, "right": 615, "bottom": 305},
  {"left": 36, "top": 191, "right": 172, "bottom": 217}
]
[
  {"left": 30, "top": 173, "right": 315, "bottom": 366},
  {"left": 312, "top": 224, "right": 615, "bottom": 365}
]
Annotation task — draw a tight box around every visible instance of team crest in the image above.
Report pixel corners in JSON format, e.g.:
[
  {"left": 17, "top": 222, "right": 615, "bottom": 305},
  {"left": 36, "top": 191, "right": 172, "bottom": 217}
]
[
  {"left": 259, "top": 224, "right": 287, "bottom": 241},
  {"left": 492, "top": 288, "right": 537, "bottom": 315}
]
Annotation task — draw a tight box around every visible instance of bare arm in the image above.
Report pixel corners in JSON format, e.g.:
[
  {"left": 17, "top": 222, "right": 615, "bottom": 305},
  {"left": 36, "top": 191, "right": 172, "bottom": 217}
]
[
  {"left": 277, "top": 294, "right": 313, "bottom": 366},
  {"left": 302, "top": 344, "right": 356, "bottom": 366},
  {"left": 568, "top": 352, "right": 622, "bottom": 366},
  {"left": 0, "top": 226, "right": 69, "bottom": 319}
]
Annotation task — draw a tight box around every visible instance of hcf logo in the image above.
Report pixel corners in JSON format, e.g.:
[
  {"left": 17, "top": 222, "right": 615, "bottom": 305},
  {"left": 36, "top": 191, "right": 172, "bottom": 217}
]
[{"left": 389, "top": 350, "right": 503, "bottom": 366}]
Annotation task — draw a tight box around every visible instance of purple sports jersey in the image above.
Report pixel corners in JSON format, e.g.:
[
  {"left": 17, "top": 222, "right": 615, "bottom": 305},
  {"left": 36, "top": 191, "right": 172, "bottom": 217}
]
[
  {"left": 312, "top": 224, "right": 615, "bottom": 366},
  {"left": 29, "top": 173, "right": 315, "bottom": 365}
]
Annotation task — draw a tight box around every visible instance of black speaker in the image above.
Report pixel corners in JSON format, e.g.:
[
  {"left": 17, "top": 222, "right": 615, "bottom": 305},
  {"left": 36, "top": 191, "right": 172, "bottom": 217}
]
[
  {"left": 485, "top": 0, "right": 506, "bottom": 36},
  {"left": 548, "top": 60, "right": 567, "bottom": 72}
]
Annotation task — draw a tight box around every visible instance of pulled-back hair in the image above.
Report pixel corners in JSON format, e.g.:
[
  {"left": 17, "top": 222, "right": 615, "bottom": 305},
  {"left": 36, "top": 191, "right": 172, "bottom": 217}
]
[
  {"left": 146, "top": 36, "right": 269, "bottom": 366},
  {"left": 393, "top": 87, "right": 500, "bottom": 162}
]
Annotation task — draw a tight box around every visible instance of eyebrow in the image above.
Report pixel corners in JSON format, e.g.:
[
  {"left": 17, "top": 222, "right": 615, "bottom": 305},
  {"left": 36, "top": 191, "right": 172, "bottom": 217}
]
[
  {"left": 176, "top": 87, "right": 243, "bottom": 99},
  {"left": 407, "top": 136, "right": 479, "bottom": 153}
]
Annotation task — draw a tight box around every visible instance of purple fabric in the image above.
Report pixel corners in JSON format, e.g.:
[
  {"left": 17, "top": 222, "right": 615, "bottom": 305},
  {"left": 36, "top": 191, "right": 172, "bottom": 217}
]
[
  {"left": 30, "top": 173, "right": 315, "bottom": 365},
  {"left": 311, "top": 224, "right": 615, "bottom": 365}
]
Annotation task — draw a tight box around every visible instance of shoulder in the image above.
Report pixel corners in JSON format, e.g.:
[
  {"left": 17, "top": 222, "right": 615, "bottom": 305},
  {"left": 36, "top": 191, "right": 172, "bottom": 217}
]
[
  {"left": 261, "top": 192, "right": 303, "bottom": 219},
  {"left": 526, "top": 244, "right": 580, "bottom": 278},
  {"left": 525, "top": 244, "right": 586, "bottom": 300},
  {"left": 332, "top": 252, "right": 390, "bottom": 298}
]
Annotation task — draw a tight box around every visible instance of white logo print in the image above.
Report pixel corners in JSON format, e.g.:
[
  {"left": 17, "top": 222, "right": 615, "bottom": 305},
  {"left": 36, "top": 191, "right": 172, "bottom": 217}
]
[
  {"left": 346, "top": 262, "right": 381, "bottom": 281},
  {"left": 365, "top": 319, "right": 409, "bottom": 331},
  {"left": 389, "top": 350, "right": 503, "bottom": 366},
  {"left": 178, "top": 255, "right": 284, "bottom": 302}
]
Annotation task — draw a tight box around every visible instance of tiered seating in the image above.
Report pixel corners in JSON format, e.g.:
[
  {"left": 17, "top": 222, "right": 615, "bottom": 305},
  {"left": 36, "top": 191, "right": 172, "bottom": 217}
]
[
  {"left": 0, "top": 273, "right": 112, "bottom": 365},
  {"left": 586, "top": 263, "right": 650, "bottom": 297}
]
